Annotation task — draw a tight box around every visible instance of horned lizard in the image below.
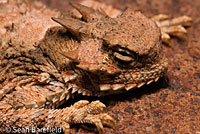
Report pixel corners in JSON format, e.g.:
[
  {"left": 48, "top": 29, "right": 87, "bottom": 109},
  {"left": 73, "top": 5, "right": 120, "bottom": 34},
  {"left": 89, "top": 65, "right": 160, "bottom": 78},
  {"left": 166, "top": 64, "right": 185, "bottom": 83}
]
[{"left": 0, "top": 0, "right": 192, "bottom": 134}]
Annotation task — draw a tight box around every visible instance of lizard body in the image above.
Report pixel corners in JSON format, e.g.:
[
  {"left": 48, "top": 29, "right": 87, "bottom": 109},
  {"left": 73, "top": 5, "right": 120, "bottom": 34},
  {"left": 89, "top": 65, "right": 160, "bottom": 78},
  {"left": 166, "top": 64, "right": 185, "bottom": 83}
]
[{"left": 0, "top": 0, "right": 191, "bottom": 133}]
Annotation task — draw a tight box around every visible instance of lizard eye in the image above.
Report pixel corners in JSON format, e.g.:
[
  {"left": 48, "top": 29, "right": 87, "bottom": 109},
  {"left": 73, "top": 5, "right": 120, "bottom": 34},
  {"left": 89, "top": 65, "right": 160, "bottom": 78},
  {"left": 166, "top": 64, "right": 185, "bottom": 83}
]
[{"left": 112, "top": 47, "right": 137, "bottom": 66}]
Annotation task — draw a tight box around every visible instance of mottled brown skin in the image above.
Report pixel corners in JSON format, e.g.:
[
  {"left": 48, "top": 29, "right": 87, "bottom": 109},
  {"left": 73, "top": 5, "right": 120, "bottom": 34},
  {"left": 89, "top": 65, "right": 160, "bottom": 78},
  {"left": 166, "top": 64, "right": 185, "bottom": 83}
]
[
  {"left": 0, "top": 0, "right": 175, "bottom": 134},
  {"left": 50, "top": 2, "right": 168, "bottom": 94}
]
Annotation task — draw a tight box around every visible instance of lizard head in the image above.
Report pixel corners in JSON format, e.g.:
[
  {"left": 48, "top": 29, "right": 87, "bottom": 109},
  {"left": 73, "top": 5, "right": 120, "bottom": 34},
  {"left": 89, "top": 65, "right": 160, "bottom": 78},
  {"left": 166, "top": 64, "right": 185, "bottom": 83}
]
[{"left": 51, "top": 2, "right": 168, "bottom": 96}]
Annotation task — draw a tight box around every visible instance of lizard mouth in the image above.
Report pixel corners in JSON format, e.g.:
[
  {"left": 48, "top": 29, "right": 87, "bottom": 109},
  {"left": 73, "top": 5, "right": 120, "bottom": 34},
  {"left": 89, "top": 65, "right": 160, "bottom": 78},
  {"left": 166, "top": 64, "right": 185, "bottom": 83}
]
[{"left": 96, "top": 57, "right": 168, "bottom": 95}]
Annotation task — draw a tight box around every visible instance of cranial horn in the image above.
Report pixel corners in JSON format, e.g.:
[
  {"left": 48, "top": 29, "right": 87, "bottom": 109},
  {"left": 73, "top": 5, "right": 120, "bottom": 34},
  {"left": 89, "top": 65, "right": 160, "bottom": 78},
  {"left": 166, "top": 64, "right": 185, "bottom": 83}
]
[
  {"left": 56, "top": 50, "right": 79, "bottom": 63},
  {"left": 51, "top": 17, "right": 88, "bottom": 36},
  {"left": 69, "top": 2, "right": 107, "bottom": 22},
  {"left": 63, "top": 51, "right": 79, "bottom": 63}
]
